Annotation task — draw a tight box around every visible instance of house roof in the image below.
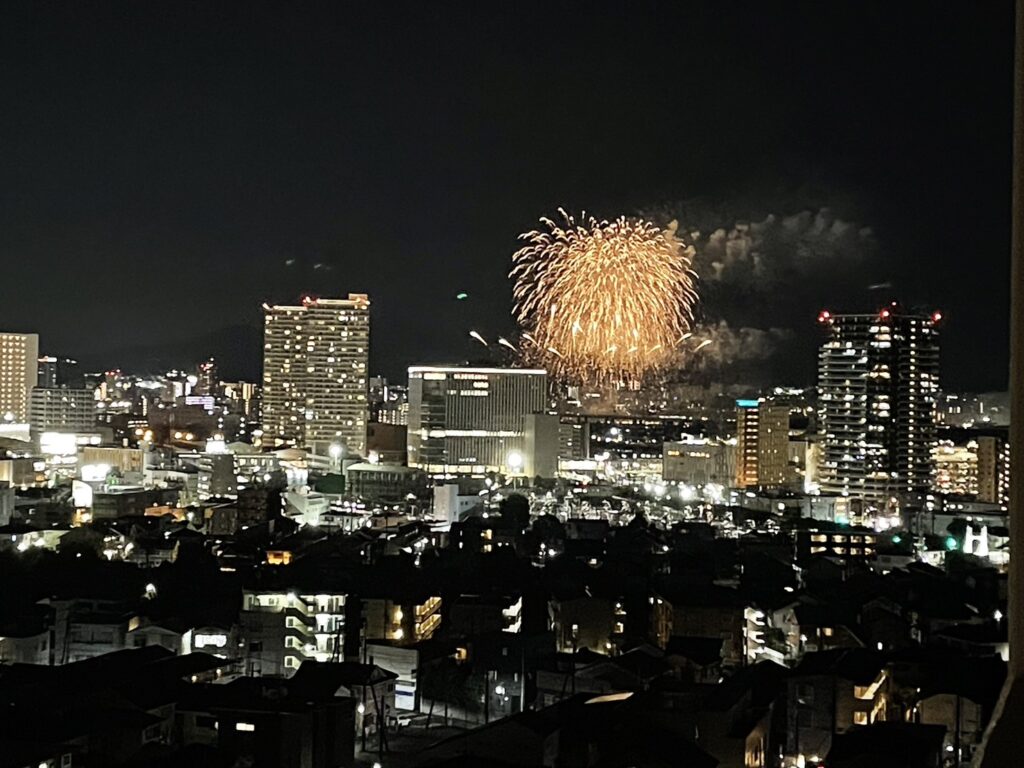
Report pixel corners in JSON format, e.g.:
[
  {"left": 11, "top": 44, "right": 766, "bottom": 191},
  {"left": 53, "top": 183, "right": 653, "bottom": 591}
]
[
  {"left": 793, "top": 648, "right": 884, "bottom": 685},
  {"left": 826, "top": 723, "right": 946, "bottom": 768},
  {"left": 665, "top": 636, "right": 724, "bottom": 666},
  {"left": 418, "top": 693, "right": 717, "bottom": 768},
  {"left": 289, "top": 660, "right": 398, "bottom": 695}
]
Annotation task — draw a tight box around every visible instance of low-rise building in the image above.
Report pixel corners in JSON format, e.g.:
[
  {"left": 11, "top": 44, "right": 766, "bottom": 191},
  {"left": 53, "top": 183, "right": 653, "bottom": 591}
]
[
  {"left": 364, "top": 593, "right": 442, "bottom": 646},
  {"left": 449, "top": 594, "right": 523, "bottom": 636},
  {"left": 48, "top": 597, "right": 132, "bottom": 664},
  {"left": 238, "top": 589, "right": 348, "bottom": 677},
  {"left": 664, "top": 585, "right": 749, "bottom": 668},
  {"left": 344, "top": 462, "right": 425, "bottom": 502},
  {"left": 662, "top": 438, "right": 735, "bottom": 486},
  {"left": 786, "top": 649, "right": 888, "bottom": 763},
  {"left": 290, "top": 660, "right": 397, "bottom": 739}
]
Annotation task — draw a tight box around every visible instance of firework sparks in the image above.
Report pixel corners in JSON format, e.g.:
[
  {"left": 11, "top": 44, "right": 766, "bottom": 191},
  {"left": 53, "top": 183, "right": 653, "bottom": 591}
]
[{"left": 511, "top": 210, "right": 698, "bottom": 384}]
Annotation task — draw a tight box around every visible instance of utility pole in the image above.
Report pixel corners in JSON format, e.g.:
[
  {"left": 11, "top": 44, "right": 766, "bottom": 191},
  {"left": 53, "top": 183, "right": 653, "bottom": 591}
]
[
  {"left": 955, "top": 692, "right": 962, "bottom": 766},
  {"left": 570, "top": 625, "right": 578, "bottom": 696},
  {"left": 520, "top": 643, "right": 528, "bottom": 714},
  {"left": 361, "top": 687, "right": 367, "bottom": 752},
  {"left": 484, "top": 673, "right": 490, "bottom": 724}
]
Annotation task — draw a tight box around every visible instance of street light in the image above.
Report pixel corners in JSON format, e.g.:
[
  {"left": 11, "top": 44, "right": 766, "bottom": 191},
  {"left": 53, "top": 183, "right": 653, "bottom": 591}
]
[
  {"left": 329, "top": 442, "right": 344, "bottom": 473},
  {"left": 506, "top": 450, "right": 524, "bottom": 478}
]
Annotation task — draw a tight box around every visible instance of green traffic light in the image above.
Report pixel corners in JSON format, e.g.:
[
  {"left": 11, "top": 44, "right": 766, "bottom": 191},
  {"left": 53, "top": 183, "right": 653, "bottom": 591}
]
[
  {"left": 945, "top": 536, "right": 958, "bottom": 550},
  {"left": 892, "top": 535, "right": 902, "bottom": 544}
]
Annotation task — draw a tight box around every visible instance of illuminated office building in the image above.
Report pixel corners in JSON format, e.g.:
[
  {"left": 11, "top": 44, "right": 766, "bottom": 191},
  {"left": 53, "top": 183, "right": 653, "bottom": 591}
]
[
  {"left": 261, "top": 295, "right": 370, "bottom": 455},
  {"left": 407, "top": 366, "right": 547, "bottom": 477},
  {"left": 817, "top": 304, "right": 940, "bottom": 504}
]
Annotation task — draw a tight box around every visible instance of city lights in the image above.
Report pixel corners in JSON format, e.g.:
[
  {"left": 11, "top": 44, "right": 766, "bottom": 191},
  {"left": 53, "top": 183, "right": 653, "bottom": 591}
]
[{"left": 0, "top": 6, "right": 1013, "bottom": 768}]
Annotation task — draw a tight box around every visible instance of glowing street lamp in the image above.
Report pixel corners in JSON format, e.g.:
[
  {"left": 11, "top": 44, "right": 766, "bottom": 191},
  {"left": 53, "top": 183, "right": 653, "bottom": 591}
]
[
  {"left": 329, "top": 442, "right": 344, "bottom": 472},
  {"left": 506, "top": 451, "right": 524, "bottom": 474}
]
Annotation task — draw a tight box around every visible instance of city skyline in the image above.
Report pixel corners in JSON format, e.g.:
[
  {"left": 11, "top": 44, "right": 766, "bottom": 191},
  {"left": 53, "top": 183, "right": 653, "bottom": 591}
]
[
  {"left": 0, "top": 4, "right": 1018, "bottom": 765},
  {"left": 0, "top": 3, "right": 1015, "bottom": 389}
]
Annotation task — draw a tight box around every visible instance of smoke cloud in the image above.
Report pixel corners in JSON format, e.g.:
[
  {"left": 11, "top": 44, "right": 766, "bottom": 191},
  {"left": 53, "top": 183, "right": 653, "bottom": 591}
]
[
  {"left": 646, "top": 202, "right": 879, "bottom": 385},
  {"left": 695, "top": 209, "right": 873, "bottom": 289},
  {"left": 687, "top": 321, "right": 794, "bottom": 365}
]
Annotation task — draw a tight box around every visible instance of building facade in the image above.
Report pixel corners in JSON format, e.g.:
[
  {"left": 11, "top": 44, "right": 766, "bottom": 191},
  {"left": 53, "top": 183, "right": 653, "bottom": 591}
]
[
  {"left": 734, "top": 398, "right": 790, "bottom": 489},
  {"left": 29, "top": 387, "right": 96, "bottom": 433},
  {"left": 344, "top": 462, "right": 424, "bottom": 502},
  {"left": 817, "top": 305, "right": 940, "bottom": 505},
  {"left": 37, "top": 356, "right": 58, "bottom": 388},
  {"left": 0, "top": 332, "right": 39, "bottom": 423},
  {"left": 663, "top": 438, "right": 735, "bottom": 486},
  {"left": 238, "top": 590, "right": 348, "bottom": 677},
  {"left": 407, "top": 366, "right": 548, "bottom": 477},
  {"left": 262, "top": 295, "right": 370, "bottom": 455},
  {"left": 976, "top": 433, "right": 1011, "bottom": 506},
  {"left": 932, "top": 440, "right": 979, "bottom": 497}
]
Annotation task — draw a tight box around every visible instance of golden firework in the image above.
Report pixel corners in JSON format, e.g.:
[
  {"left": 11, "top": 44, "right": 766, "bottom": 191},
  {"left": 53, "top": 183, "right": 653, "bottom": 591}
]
[{"left": 511, "top": 210, "right": 698, "bottom": 384}]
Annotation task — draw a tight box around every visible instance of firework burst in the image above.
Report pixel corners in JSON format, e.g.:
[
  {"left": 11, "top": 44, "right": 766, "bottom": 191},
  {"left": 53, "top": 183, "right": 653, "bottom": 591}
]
[{"left": 511, "top": 209, "right": 698, "bottom": 384}]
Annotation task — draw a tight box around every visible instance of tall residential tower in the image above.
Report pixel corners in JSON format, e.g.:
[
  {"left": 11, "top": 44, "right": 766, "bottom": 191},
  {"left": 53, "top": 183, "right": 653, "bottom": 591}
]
[
  {"left": 261, "top": 295, "right": 370, "bottom": 455},
  {"left": 817, "top": 304, "right": 940, "bottom": 505},
  {"left": 734, "top": 398, "right": 791, "bottom": 489},
  {"left": 0, "top": 332, "right": 39, "bottom": 424}
]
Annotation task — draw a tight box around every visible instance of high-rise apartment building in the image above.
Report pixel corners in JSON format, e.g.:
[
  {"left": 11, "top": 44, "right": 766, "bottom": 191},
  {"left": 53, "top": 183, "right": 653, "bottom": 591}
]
[
  {"left": 735, "top": 400, "right": 760, "bottom": 488},
  {"left": 817, "top": 304, "right": 940, "bottom": 504},
  {"left": 407, "top": 366, "right": 548, "bottom": 477},
  {"left": 195, "top": 357, "right": 219, "bottom": 397},
  {"left": 37, "top": 356, "right": 80, "bottom": 389},
  {"left": 261, "top": 295, "right": 370, "bottom": 454},
  {"left": 976, "top": 432, "right": 1011, "bottom": 506},
  {"left": 734, "top": 398, "right": 791, "bottom": 489},
  {"left": 0, "top": 333, "right": 39, "bottom": 423},
  {"left": 37, "top": 356, "right": 58, "bottom": 388},
  {"left": 29, "top": 387, "right": 97, "bottom": 433},
  {"left": 224, "top": 380, "right": 261, "bottom": 422},
  {"left": 932, "top": 440, "right": 979, "bottom": 497}
]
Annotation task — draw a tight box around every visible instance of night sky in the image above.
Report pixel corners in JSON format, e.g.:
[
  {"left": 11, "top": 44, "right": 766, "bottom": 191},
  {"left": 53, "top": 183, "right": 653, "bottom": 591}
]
[{"left": 0, "top": 2, "right": 1014, "bottom": 390}]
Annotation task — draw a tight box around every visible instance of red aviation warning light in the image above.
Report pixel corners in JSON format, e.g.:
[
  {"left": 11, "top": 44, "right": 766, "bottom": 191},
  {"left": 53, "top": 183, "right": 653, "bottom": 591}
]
[
  {"left": 931, "top": 310, "right": 943, "bottom": 324},
  {"left": 818, "top": 310, "right": 832, "bottom": 323}
]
